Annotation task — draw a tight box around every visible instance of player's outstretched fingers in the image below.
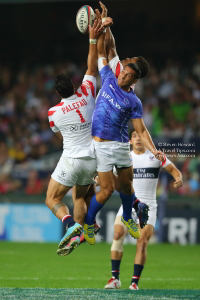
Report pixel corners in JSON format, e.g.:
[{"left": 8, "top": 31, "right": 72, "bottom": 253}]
[
  {"left": 99, "top": 1, "right": 108, "bottom": 18},
  {"left": 95, "top": 9, "right": 101, "bottom": 21}
]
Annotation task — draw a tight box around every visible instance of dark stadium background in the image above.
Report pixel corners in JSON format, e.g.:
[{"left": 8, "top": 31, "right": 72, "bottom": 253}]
[{"left": 0, "top": 0, "right": 200, "bottom": 245}]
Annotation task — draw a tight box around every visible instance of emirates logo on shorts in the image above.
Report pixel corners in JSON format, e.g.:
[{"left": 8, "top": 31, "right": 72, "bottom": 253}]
[{"left": 61, "top": 171, "right": 66, "bottom": 177}]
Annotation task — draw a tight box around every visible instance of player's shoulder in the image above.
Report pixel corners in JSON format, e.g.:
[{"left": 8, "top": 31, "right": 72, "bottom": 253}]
[
  {"left": 81, "top": 75, "right": 96, "bottom": 98},
  {"left": 48, "top": 102, "right": 64, "bottom": 116},
  {"left": 143, "top": 149, "right": 161, "bottom": 166}
]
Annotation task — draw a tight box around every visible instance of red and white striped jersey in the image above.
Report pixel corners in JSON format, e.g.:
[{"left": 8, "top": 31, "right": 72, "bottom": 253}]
[
  {"left": 108, "top": 55, "right": 123, "bottom": 78},
  {"left": 48, "top": 75, "right": 96, "bottom": 158}
]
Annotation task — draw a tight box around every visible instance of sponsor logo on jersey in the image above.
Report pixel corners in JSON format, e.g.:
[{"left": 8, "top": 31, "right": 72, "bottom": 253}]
[
  {"left": 80, "top": 122, "right": 91, "bottom": 130},
  {"left": 134, "top": 168, "right": 160, "bottom": 179},
  {"left": 123, "top": 98, "right": 129, "bottom": 105},
  {"left": 149, "top": 155, "right": 154, "bottom": 160},
  {"left": 61, "top": 171, "right": 66, "bottom": 178},
  {"left": 102, "top": 91, "right": 121, "bottom": 109},
  {"left": 70, "top": 125, "right": 78, "bottom": 131}
]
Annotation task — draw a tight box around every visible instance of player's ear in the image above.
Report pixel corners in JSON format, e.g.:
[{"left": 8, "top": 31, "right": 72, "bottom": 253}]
[{"left": 132, "top": 79, "right": 138, "bottom": 85}]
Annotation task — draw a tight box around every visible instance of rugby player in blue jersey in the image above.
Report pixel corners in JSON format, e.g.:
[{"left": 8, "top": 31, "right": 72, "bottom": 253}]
[{"left": 83, "top": 26, "right": 164, "bottom": 245}]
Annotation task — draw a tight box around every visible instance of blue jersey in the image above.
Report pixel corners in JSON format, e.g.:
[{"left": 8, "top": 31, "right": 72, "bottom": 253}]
[{"left": 92, "top": 65, "right": 143, "bottom": 143}]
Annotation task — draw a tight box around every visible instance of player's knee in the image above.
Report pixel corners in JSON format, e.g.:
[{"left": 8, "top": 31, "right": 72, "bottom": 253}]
[
  {"left": 45, "top": 195, "right": 50, "bottom": 208},
  {"left": 45, "top": 192, "right": 54, "bottom": 208},
  {"left": 102, "top": 185, "right": 114, "bottom": 200},
  {"left": 120, "top": 180, "right": 132, "bottom": 194},
  {"left": 114, "top": 231, "right": 124, "bottom": 241}
]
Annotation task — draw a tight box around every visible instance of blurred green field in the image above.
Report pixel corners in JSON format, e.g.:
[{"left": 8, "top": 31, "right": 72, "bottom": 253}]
[{"left": 0, "top": 242, "right": 200, "bottom": 299}]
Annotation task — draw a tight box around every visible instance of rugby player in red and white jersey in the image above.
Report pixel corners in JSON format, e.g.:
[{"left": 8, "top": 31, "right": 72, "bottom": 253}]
[{"left": 45, "top": 19, "right": 112, "bottom": 256}]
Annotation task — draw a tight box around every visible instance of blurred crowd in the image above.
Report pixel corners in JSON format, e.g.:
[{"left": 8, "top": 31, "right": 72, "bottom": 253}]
[{"left": 0, "top": 55, "right": 200, "bottom": 196}]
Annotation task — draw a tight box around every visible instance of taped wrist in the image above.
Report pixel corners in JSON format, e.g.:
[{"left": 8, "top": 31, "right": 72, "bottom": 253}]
[{"left": 98, "top": 57, "right": 107, "bottom": 71}]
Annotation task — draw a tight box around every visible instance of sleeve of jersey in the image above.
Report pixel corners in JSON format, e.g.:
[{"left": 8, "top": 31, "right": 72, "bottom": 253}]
[
  {"left": 48, "top": 111, "right": 59, "bottom": 133},
  {"left": 108, "top": 56, "right": 122, "bottom": 78},
  {"left": 77, "top": 75, "right": 96, "bottom": 99},
  {"left": 160, "top": 156, "right": 172, "bottom": 168},
  {"left": 99, "top": 65, "right": 115, "bottom": 85},
  {"left": 130, "top": 98, "right": 143, "bottom": 119}
]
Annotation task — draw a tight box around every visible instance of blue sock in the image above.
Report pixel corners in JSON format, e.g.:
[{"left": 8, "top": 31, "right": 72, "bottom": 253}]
[
  {"left": 120, "top": 192, "right": 135, "bottom": 221},
  {"left": 111, "top": 259, "right": 121, "bottom": 280},
  {"left": 85, "top": 195, "right": 104, "bottom": 225},
  {"left": 132, "top": 264, "right": 144, "bottom": 285},
  {"left": 62, "top": 215, "right": 75, "bottom": 229}
]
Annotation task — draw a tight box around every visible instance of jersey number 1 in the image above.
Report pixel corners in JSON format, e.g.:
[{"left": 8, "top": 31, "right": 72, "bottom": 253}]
[{"left": 76, "top": 109, "right": 86, "bottom": 123}]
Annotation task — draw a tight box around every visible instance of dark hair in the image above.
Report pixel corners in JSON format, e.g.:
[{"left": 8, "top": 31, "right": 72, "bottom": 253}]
[
  {"left": 54, "top": 74, "right": 74, "bottom": 98},
  {"left": 126, "top": 63, "right": 141, "bottom": 80},
  {"left": 129, "top": 127, "right": 136, "bottom": 140},
  {"left": 136, "top": 56, "right": 150, "bottom": 78}
]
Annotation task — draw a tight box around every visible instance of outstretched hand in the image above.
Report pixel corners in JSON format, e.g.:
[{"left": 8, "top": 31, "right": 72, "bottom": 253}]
[
  {"left": 89, "top": 19, "right": 104, "bottom": 39},
  {"left": 99, "top": 1, "right": 108, "bottom": 19}
]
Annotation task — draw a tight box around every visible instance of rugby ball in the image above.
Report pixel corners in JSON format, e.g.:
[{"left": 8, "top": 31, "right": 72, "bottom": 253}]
[{"left": 76, "top": 5, "right": 95, "bottom": 34}]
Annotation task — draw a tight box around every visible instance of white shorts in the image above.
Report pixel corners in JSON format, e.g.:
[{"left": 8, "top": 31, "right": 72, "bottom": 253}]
[
  {"left": 116, "top": 202, "right": 157, "bottom": 228},
  {"left": 94, "top": 140, "right": 132, "bottom": 172},
  {"left": 51, "top": 154, "right": 96, "bottom": 187}
]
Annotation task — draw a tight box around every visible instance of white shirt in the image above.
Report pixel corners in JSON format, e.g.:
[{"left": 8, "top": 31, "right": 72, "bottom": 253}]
[
  {"left": 131, "top": 149, "right": 171, "bottom": 205},
  {"left": 48, "top": 75, "right": 96, "bottom": 158}
]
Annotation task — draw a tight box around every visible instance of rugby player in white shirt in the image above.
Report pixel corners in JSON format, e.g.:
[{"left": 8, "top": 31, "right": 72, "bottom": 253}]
[
  {"left": 104, "top": 128, "right": 183, "bottom": 290},
  {"left": 45, "top": 19, "right": 112, "bottom": 256}
]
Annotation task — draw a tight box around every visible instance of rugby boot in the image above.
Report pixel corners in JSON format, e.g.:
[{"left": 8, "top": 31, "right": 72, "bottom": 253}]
[
  {"left": 121, "top": 216, "right": 140, "bottom": 239},
  {"left": 58, "top": 223, "right": 82, "bottom": 249},
  {"left": 57, "top": 236, "right": 80, "bottom": 256},
  {"left": 104, "top": 277, "right": 121, "bottom": 289},
  {"left": 83, "top": 223, "right": 96, "bottom": 245}
]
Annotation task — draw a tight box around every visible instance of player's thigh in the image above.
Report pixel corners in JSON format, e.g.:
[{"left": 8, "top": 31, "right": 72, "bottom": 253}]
[
  {"left": 85, "top": 183, "right": 96, "bottom": 199},
  {"left": 98, "top": 171, "right": 115, "bottom": 193},
  {"left": 72, "top": 184, "right": 90, "bottom": 201},
  {"left": 113, "top": 172, "right": 120, "bottom": 193},
  {"left": 116, "top": 166, "right": 133, "bottom": 191},
  {"left": 47, "top": 178, "right": 71, "bottom": 201}
]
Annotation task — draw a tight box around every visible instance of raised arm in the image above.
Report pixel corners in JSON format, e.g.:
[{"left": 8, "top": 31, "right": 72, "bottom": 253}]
[
  {"left": 132, "top": 118, "right": 164, "bottom": 162},
  {"left": 86, "top": 19, "right": 103, "bottom": 76},
  {"left": 97, "top": 17, "right": 113, "bottom": 67},
  {"left": 96, "top": 2, "right": 117, "bottom": 62}
]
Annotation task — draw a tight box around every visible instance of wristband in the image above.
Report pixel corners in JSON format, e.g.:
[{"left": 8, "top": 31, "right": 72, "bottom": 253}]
[
  {"left": 102, "top": 17, "right": 107, "bottom": 23},
  {"left": 89, "top": 39, "right": 97, "bottom": 44}
]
